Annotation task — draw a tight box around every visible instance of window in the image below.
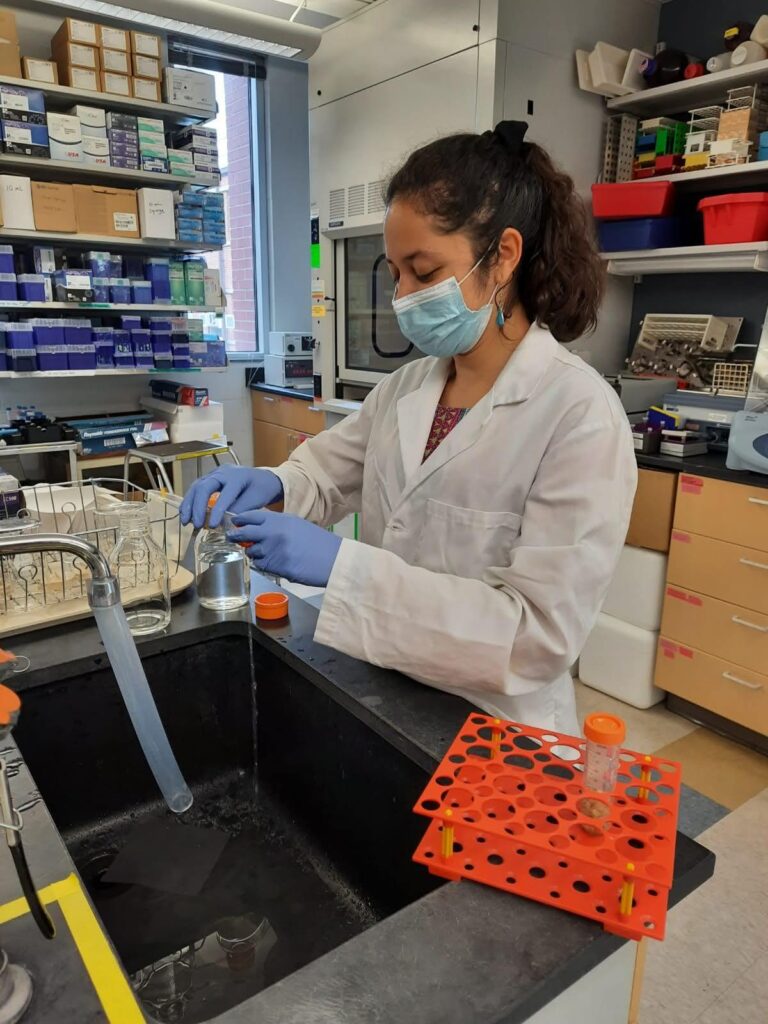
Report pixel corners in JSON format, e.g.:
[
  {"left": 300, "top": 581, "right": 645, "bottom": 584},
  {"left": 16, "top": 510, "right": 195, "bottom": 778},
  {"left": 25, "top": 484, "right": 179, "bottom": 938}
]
[{"left": 169, "top": 45, "right": 264, "bottom": 357}]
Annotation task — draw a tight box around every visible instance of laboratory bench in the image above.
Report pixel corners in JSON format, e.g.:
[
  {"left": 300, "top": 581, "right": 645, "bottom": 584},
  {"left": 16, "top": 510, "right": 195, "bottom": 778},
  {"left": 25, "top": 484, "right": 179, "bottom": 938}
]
[{"left": 2, "top": 582, "right": 714, "bottom": 1024}]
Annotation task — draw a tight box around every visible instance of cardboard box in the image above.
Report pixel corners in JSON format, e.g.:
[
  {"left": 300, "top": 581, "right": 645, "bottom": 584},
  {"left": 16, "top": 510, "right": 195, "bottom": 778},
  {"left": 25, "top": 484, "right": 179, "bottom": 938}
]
[
  {"left": 100, "top": 25, "right": 128, "bottom": 52},
  {"left": 0, "top": 85, "right": 46, "bottom": 125},
  {"left": 73, "top": 185, "right": 139, "bottom": 237},
  {"left": 130, "top": 31, "right": 161, "bottom": 58},
  {"left": 132, "top": 53, "right": 160, "bottom": 80},
  {"left": 53, "top": 17, "right": 99, "bottom": 48},
  {"left": 106, "top": 112, "right": 136, "bottom": 131},
  {"left": 0, "top": 41, "right": 20, "bottom": 78},
  {"left": 52, "top": 40, "right": 99, "bottom": 71},
  {"left": 131, "top": 77, "right": 160, "bottom": 102},
  {"left": 0, "top": 175, "right": 34, "bottom": 229},
  {"left": 137, "top": 116, "right": 164, "bottom": 135},
  {"left": 204, "top": 268, "right": 221, "bottom": 307},
  {"left": 184, "top": 260, "right": 206, "bottom": 305},
  {"left": 69, "top": 104, "right": 106, "bottom": 135},
  {"left": 47, "top": 112, "right": 82, "bottom": 162},
  {"left": 164, "top": 68, "right": 216, "bottom": 112},
  {"left": 57, "top": 65, "right": 99, "bottom": 91},
  {"left": 22, "top": 57, "right": 57, "bottom": 84},
  {"left": 0, "top": 8, "right": 18, "bottom": 44},
  {"left": 626, "top": 468, "right": 677, "bottom": 552},
  {"left": 137, "top": 188, "right": 175, "bottom": 239},
  {"left": 100, "top": 71, "right": 131, "bottom": 97},
  {"left": 82, "top": 135, "right": 110, "bottom": 168},
  {"left": 31, "top": 182, "right": 77, "bottom": 232},
  {"left": 1, "top": 120, "right": 49, "bottom": 157},
  {"left": 100, "top": 47, "right": 130, "bottom": 75},
  {"left": 141, "top": 156, "right": 168, "bottom": 174}
]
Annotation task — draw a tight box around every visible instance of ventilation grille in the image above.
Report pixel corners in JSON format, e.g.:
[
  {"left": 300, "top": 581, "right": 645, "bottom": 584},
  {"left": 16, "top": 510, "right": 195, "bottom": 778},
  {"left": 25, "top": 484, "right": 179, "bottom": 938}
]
[
  {"left": 329, "top": 188, "right": 345, "bottom": 220},
  {"left": 347, "top": 183, "right": 365, "bottom": 217},
  {"left": 367, "top": 179, "right": 385, "bottom": 214}
]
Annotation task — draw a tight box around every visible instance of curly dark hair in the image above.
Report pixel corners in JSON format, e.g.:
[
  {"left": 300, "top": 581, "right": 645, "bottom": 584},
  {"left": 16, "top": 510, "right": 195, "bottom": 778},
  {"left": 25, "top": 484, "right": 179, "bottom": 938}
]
[{"left": 385, "top": 124, "right": 604, "bottom": 343}]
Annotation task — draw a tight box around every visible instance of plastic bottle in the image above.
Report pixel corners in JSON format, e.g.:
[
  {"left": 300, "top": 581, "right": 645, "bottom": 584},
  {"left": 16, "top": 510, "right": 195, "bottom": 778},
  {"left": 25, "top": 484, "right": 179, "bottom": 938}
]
[
  {"left": 195, "top": 497, "right": 249, "bottom": 611},
  {"left": 583, "top": 712, "right": 626, "bottom": 792}
]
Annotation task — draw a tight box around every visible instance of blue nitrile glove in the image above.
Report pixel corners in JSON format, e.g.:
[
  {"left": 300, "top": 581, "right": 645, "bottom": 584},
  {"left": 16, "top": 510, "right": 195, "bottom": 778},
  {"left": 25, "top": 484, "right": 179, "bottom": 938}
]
[
  {"left": 180, "top": 466, "right": 284, "bottom": 529},
  {"left": 228, "top": 510, "right": 342, "bottom": 587}
]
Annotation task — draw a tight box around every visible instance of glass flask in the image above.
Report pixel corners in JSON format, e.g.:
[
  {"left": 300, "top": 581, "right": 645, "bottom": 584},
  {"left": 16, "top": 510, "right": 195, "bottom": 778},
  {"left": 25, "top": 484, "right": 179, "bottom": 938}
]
[
  {"left": 108, "top": 503, "right": 171, "bottom": 635},
  {"left": 195, "top": 501, "right": 249, "bottom": 611}
]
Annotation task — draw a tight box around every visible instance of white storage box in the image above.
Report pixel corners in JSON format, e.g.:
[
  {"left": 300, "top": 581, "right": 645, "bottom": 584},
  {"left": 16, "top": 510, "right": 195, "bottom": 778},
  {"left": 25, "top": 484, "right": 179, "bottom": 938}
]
[
  {"left": 579, "top": 613, "right": 664, "bottom": 709},
  {"left": 141, "top": 396, "right": 224, "bottom": 444},
  {"left": 602, "top": 545, "right": 667, "bottom": 631}
]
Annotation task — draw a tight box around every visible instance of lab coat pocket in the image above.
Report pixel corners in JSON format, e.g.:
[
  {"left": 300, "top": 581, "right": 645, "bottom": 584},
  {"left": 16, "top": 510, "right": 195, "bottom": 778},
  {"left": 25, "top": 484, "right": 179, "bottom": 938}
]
[{"left": 421, "top": 498, "right": 523, "bottom": 579}]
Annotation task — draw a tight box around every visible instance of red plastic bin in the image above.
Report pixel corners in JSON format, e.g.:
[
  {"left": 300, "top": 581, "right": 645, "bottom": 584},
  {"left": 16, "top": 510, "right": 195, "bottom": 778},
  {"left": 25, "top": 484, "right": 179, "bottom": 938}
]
[
  {"left": 698, "top": 192, "right": 768, "bottom": 244},
  {"left": 591, "top": 181, "right": 675, "bottom": 220}
]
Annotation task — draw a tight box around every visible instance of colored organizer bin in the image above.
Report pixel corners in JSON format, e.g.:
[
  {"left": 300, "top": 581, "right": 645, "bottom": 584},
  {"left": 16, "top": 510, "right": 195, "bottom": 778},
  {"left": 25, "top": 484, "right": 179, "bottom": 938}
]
[
  {"left": 412, "top": 713, "right": 681, "bottom": 941},
  {"left": 698, "top": 192, "right": 768, "bottom": 244},
  {"left": 597, "top": 216, "right": 682, "bottom": 252},
  {"left": 592, "top": 182, "right": 676, "bottom": 220}
]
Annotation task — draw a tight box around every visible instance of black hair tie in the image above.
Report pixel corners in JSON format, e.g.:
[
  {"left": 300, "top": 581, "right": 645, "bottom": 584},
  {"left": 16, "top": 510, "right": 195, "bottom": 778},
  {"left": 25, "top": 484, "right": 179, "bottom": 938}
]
[{"left": 492, "top": 120, "right": 528, "bottom": 157}]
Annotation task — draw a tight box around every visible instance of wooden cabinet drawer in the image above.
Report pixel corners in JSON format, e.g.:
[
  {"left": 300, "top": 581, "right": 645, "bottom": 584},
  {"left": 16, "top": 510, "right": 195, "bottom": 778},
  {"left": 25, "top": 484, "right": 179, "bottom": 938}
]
[
  {"left": 668, "top": 531, "right": 768, "bottom": 614},
  {"left": 251, "top": 390, "right": 323, "bottom": 435},
  {"left": 661, "top": 585, "right": 768, "bottom": 676},
  {"left": 626, "top": 469, "right": 677, "bottom": 552},
  {"left": 655, "top": 638, "right": 768, "bottom": 736},
  {"left": 674, "top": 474, "right": 768, "bottom": 552},
  {"left": 253, "top": 420, "right": 311, "bottom": 468}
]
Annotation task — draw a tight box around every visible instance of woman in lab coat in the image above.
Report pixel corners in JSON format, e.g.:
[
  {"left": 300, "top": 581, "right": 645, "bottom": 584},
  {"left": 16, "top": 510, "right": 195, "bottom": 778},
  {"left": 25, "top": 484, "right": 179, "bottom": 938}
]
[{"left": 181, "top": 121, "right": 637, "bottom": 732}]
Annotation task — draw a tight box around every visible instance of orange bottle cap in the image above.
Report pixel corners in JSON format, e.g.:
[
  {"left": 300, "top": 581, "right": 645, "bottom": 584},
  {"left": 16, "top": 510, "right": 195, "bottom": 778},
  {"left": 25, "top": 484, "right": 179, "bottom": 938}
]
[
  {"left": 207, "top": 493, "right": 219, "bottom": 508},
  {"left": 254, "top": 591, "right": 289, "bottom": 621},
  {"left": 0, "top": 684, "right": 20, "bottom": 728},
  {"left": 584, "top": 712, "right": 626, "bottom": 746}
]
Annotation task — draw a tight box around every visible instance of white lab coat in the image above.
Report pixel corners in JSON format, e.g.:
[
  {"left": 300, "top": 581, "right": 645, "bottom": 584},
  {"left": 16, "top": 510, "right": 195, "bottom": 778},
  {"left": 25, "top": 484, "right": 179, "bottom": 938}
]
[{"left": 272, "top": 323, "right": 637, "bottom": 732}]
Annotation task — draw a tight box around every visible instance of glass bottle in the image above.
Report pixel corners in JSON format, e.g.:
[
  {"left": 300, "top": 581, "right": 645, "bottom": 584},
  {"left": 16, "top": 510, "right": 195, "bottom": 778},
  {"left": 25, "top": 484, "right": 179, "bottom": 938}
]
[
  {"left": 108, "top": 504, "right": 171, "bottom": 636},
  {"left": 195, "top": 500, "right": 249, "bottom": 611}
]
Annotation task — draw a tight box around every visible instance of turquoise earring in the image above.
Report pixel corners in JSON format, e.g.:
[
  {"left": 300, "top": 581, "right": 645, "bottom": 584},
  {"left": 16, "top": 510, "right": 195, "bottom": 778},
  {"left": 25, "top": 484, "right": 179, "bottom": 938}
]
[{"left": 496, "top": 306, "right": 505, "bottom": 327}]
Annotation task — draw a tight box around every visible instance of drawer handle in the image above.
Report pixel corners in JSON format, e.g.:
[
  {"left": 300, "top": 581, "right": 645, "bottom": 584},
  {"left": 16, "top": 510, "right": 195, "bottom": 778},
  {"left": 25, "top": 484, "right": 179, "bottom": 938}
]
[
  {"left": 722, "top": 671, "right": 764, "bottom": 692},
  {"left": 739, "top": 558, "right": 768, "bottom": 571},
  {"left": 732, "top": 615, "right": 768, "bottom": 633},
  {"left": 747, "top": 496, "right": 768, "bottom": 507},
  {"left": 262, "top": 396, "right": 276, "bottom": 402}
]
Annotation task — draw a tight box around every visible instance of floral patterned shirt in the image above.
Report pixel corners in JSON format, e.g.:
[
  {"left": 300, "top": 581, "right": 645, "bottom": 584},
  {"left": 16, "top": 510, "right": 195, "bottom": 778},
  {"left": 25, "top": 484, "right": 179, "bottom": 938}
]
[{"left": 422, "top": 404, "right": 469, "bottom": 462}]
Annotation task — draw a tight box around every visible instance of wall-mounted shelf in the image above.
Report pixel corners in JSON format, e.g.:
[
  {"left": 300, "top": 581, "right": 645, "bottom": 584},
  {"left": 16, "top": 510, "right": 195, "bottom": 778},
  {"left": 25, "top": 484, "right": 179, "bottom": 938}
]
[
  {"left": 0, "top": 367, "right": 227, "bottom": 378},
  {"left": 0, "top": 302, "right": 223, "bottom": 314},
  {"left": 601, "top": 241, "right": 768, "bottom": 276},
  {"left": 619, "top": 159, "right": 768, "bottom": 192},
  {"left": 0, "top": 227, "right": 222, "bottom": 253},
  {"left": 0, "top": 74, "right": 213, "bottom": 127},
  {"left": 0, "top": 152, "right": 207, "bottom": 190},
  {"left": 606, "top": 57, "right": 768, "bottom": 115}
]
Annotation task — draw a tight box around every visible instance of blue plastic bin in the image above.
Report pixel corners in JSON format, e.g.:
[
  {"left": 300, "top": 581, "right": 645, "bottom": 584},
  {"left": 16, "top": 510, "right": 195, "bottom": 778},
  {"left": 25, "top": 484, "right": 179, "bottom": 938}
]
[{"left": 597, "top": 217, "right": 683, "bottom": 252}]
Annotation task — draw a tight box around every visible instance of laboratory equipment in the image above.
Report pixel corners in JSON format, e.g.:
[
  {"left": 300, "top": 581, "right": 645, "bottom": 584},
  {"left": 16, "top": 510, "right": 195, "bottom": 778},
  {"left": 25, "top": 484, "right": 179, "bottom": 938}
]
[
  {"left": 268, "top": 331, "right": 314, "bottom": 355},
  {"left": 583, "top": 712, "right": 625, "bottom": 792},
  {"left": 627, "top": 314, "right": 743, "bottom": 388},
  {"left": 0, "top": 532, "right": 191, "bottom": 814},
  {"left": 195, "top": 501, "right": 249, "bottom": 611},
  {"left": 108, "top": 504, "right": 171, "bottom": 635},
  {"left": 727, "top": 305, "right": 768, "bottom": 472},
  {"left": 412, "top": 712, "right": 681, "bottom": 940},
  {"left": 264, "top": 353, "right": 314, "bottom": 389}
]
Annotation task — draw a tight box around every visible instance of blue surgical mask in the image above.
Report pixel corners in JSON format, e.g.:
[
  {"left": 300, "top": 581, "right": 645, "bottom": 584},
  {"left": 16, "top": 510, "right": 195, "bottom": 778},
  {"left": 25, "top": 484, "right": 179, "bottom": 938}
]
[{"left": 392, "top": 255, "right": 499, "bottom": 358}]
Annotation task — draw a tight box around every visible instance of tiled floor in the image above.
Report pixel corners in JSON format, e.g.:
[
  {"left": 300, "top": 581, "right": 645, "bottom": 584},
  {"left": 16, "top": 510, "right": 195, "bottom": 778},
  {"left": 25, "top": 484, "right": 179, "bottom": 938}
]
[{"left": 574, "top": 681, "right": 768, "bottom": 1024}]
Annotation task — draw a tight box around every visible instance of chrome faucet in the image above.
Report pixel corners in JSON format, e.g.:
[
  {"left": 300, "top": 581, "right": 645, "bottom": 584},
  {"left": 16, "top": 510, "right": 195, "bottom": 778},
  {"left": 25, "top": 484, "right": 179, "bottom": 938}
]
[{"left": 0, "top": 533, "right": 120, "bottom": 608}]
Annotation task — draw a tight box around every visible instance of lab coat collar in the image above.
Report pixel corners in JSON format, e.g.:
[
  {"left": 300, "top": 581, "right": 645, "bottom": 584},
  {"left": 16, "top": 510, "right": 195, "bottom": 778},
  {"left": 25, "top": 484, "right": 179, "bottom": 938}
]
[{"left": 396, "top": 323, "right": 558, "bottom": 492}]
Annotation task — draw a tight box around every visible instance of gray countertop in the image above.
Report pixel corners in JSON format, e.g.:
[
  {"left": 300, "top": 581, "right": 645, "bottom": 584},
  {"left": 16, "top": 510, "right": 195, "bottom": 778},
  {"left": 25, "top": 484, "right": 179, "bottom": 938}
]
[{"left": 1, "top": 583, "right": 715, "bottom": 1023}]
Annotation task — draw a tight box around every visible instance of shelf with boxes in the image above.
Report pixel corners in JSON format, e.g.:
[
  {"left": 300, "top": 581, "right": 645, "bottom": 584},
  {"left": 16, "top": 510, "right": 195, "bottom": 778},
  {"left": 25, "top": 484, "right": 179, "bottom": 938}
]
[
  {"left": 0, "top": 228, "right": 220, "bottom": 253},
  {"left": 0, "top": 152, "right": 202, "bottom": 188},
  {"left": 0, "top": 9, "right": 216, "bottom": 118},
  {"left": 0, "top": 243, "right": 226, "bottom": 374},
  {"left": 0, "top": 367, "right": 226, "bottom": 378}
]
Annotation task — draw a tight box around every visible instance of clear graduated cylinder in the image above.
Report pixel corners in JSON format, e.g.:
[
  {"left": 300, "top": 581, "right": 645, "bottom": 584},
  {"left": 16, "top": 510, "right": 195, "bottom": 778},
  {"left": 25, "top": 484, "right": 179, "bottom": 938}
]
[
  {"left": 108, "top": 504, "right": 171, "bottom": 636},
  {"left": 582, "top": 713, "right": 626, "bottom": 792},
  {"left": 195, "top": 503, "right": 249, "bottom": 611}
]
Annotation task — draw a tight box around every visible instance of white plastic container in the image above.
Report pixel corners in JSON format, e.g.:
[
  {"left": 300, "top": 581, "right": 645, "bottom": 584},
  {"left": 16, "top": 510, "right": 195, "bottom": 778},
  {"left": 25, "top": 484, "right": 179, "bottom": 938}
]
[
  {"left": 140, "top": 396, "right": 224, "bottom": 444},
  {"left": 602, "top": 545, "right": 667, "bottom": 632},
  {"left": 730, "top": 41, "right": 767, "bottom": 66},
  {"left": 588, "top": 42, "right": 632, "bottom": 96},
  {"left": 751, "top": 15, "right": 768, "bottom": 48},
  {"left": 579, "top": 612, "right": 664, "bottom": 709}
]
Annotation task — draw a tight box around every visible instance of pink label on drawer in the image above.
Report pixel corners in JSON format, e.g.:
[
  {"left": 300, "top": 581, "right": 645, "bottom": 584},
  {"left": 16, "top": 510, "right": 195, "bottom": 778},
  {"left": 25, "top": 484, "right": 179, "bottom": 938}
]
[
  {"left": 672, "top": 530, "right": 691, "bottom": 543},
  {"left": 660, "top": 638, "right": 676, "bottom": 652},
  {"left": 680, "top": 475, "right": 704, "bottom": 492},
  {"left": 686, "top": 594, "right": 702, "bottom": 606},
  {"left": 663, "top": 649, "right": 674, "bottom": 658},
  {"left": 667, "top": 587, "right": 686, "bottom": 601},
  {"left": 680, "top": 647, "right": 694, "bottom": 658}
]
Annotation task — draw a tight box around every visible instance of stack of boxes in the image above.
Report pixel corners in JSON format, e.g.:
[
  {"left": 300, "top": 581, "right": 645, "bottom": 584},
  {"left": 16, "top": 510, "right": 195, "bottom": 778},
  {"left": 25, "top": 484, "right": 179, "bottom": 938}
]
[
  {"left": 49, "top": 16, "right": 163, "bottom": 99},
  {"left": 106, "top": 111, "right": 139, "bottom": 170},
  {"left": 171, "top": 125, "right": 221, "bottom": 186},
  {"left": 0, "top": 8, "right": 21, "bottom": 78},
  {"left": 632, "top": 117, "right": 688, "bottom": 179},
  {"left": 51, "top": 17, "right": 101, "bottom": 91},
  {"left": 71, "top": 105, "right": 110, "bottom": 168},
  {"left": 710, "top": 85, "right": 768, "bottom": 166},
  {"left": 137, "top": 116, "right": 167, "bottom": 174},
  {"left": 1, "top": 85, "right": 49, "bottom": 158},
  {"left": 174, "top": 192, "right": 226, "bottom": 246}
]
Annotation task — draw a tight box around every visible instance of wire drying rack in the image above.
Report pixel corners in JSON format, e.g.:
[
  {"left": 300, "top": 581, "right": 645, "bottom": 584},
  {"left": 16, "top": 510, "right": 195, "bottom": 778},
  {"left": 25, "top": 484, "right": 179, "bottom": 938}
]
[{"left": 0, "top": 478, "right": 193, "bottom": 634}]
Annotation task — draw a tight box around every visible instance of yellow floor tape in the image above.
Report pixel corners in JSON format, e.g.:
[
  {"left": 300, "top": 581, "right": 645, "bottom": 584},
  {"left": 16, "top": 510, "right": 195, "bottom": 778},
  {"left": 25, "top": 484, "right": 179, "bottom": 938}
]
[{"left": 0, "top": 873, "right": 143, "bottom": 1023}]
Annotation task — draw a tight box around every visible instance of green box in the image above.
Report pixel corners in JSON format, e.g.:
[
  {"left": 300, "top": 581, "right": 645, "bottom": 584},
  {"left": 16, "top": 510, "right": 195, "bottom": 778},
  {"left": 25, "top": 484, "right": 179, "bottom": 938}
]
[
  {"left": 184, "top": 260, "right": 206, "bottom": 306},
  {"left": 672, "top": 122, "right": 687, "bottom": 154},
  {"left": 169, "top": 260, "right": 186, "bottom": 304},
  {"left": 137, "top": 116, "right": 165, "bottom": 135}
]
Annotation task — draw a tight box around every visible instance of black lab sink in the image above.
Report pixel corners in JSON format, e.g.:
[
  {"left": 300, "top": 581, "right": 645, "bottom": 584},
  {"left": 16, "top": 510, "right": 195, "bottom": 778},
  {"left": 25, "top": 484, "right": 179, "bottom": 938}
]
[{"left": 13, "top": 631, "right": 441, "bottom": 1021}]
